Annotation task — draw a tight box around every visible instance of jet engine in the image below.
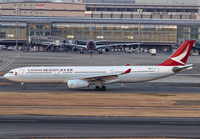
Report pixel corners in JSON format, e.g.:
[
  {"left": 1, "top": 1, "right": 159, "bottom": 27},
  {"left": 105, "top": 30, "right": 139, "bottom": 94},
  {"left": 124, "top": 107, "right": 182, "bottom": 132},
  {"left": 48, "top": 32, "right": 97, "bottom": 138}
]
[
  {"left": 72, "top": 46, "right": 78, "bottom": 52},
  {"left": 67, "top": 79, "right": 89, "bottom": 89},
  {"left": 105, "top": 47, "right": 110, "bottom": 52}
]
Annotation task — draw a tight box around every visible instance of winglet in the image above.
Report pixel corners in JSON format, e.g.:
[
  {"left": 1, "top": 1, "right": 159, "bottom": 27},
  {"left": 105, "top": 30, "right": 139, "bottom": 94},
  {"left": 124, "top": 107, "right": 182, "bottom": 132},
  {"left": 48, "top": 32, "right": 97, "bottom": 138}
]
[
  {"left": 126, "top": 64, "right": 130, "bottom": 66},
  {"left": 158, "top": 40, "right": 195, "bottom": 66},
  {"left": 123, "top": 68, "right": 131, "bottom": 74}
]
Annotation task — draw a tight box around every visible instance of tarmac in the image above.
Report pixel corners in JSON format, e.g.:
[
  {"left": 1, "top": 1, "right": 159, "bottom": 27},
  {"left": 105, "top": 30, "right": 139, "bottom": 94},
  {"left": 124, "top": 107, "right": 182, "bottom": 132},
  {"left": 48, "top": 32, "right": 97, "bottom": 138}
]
[
  {"left": 0, "top": 50, "right": 200, "bottom": 138},
  {"left": 1, "top": 115, "right": 200, "bottom": 138}
]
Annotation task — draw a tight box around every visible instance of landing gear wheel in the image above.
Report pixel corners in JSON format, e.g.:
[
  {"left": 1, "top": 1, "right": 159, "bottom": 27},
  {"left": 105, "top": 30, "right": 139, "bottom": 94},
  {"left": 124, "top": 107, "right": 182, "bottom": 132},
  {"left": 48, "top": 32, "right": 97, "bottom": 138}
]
[
  {"left": 22, "top": 86, "right": 26, "bottom": 90},
  {"left": 101, "top": 86, "right": 106, "bottom": 91},
  {"left": 95, "top": 86, "right": 100, "bottom": 91}
]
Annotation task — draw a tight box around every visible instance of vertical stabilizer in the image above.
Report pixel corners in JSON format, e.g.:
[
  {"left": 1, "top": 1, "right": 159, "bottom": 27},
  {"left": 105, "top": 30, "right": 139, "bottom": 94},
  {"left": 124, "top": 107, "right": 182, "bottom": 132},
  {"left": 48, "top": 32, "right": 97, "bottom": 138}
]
[
  {"left": 158, "top": 40, "right": 195, "bottom": 66},
  {"left": 90, "top": 23, "right": 93, "bottom": 39}
]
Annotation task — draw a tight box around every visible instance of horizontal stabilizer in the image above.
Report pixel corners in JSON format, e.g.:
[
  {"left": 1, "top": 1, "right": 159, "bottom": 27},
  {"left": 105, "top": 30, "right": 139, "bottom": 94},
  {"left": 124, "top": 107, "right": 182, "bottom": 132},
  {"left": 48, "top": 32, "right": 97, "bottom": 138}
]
[{"left": 172, "top": 64, "right": 193, "bottom": 73}]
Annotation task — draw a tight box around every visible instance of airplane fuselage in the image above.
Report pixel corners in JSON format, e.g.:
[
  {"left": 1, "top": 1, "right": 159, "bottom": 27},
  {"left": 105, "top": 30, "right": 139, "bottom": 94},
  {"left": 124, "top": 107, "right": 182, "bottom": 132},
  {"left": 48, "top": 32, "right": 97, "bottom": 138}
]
[
  {"left": 4, "top": 66, "right": 175, "bottom": 84},
  {"left": 86, "top": 40, "right": 96, "bottom": 52}
]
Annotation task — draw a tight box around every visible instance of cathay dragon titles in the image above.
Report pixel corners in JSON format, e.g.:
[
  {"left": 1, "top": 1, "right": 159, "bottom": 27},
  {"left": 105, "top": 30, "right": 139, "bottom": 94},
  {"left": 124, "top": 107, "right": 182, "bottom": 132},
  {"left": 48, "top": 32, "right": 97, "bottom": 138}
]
[{"left": 4, "top": 40, "right": 194, "bottom": 91}]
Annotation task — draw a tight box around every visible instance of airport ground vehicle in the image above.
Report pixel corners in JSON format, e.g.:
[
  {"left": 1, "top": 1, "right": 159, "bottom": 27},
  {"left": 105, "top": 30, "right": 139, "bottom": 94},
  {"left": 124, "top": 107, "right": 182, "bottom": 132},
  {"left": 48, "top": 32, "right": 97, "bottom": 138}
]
[{"left": 149, "top": 48, "right": 156, "bottom": 55}]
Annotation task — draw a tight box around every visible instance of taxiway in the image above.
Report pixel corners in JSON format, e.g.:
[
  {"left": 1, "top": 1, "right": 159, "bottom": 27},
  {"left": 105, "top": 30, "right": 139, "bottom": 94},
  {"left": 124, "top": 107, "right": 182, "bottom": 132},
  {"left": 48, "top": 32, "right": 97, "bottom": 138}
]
[{"left": 0, "top": 115, "right": 200, "bottom": 138}]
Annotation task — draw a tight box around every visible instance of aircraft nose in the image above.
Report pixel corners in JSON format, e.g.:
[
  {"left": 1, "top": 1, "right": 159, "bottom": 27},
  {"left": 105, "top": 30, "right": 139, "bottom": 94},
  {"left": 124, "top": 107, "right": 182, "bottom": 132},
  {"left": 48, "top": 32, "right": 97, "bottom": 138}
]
[
  {"left": 4, "top": 73, "right": 8, "bottom": 79},
  {"left": 4, "top": 73, "right": 10, "bottom": 79}
]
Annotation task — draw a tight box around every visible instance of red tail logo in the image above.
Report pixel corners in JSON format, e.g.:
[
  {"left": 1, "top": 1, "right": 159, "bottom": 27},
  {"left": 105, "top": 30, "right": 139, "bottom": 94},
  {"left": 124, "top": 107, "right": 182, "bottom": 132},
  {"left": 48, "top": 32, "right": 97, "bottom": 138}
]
[{"left": 158, "top": 40, "right": 195, "bottom": 66}]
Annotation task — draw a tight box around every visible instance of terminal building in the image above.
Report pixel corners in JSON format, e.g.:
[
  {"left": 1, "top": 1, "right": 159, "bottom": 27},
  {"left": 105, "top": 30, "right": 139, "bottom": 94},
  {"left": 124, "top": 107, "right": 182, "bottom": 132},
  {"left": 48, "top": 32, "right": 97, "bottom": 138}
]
[{"left": 0, "top": 1, "right": 200, "bottom": 51}]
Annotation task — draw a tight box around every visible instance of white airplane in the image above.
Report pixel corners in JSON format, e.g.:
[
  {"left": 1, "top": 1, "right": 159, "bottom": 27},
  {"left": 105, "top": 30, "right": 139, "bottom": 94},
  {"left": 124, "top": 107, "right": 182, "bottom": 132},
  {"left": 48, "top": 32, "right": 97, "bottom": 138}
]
[
  {"left": 43, "top": 39, "right": 140, "bottom": 54},
  {"left": 4, "top": 40, "right": 194, "bottom": 91},
  {"left": 42, "top": 30, "right": 139, "bottom": 54},
  {"left": 71, "top": 39, "right": 140, "bottom": 54}
]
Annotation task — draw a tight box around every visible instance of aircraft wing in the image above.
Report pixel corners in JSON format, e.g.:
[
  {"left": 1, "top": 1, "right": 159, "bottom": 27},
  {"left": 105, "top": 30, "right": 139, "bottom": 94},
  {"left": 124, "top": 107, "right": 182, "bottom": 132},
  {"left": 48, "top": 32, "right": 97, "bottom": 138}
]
[
  {"left": 95, "top": 40, "right": 107, "bottom": 43},
  {"left": 42, "top": 41, "right": 87, "bottom": 48},
  {"left": 77, "top": 40, "right": 106, "bottom": 43},
  {"left": 75, "top": 45, "right": 87, "bottom": 49},
  {"left": 96, "top": 43, "right": 140, "bottom": 49},
  {"left": 80, "top": 68, "right": 131, "bottom": 83},
  {"left": 41, "top": 41, "right": 73, "bottom": 46}
]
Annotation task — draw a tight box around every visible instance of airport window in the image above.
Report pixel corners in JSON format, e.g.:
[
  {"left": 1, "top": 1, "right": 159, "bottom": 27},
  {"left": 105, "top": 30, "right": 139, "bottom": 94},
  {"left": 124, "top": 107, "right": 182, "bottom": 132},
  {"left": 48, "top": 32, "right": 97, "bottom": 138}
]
[
  {"left": 182, "top": 27, "right": 190, "bottom": 32},
  {"left": 102, "top": 24, "right": 109, "bottom": 30},
  {"left": 191, "top": 28, "right": 198, "bottom": 32},
  {"left": 65, "top": 24, "right": 71, "bottom": 30},
  {"left": 0, "top": 22, "right": 27, "bottom": 40},
  {"left": 44, "top": 25, "right": 51, "bottom": 30},
  {"left": 115, "top": 24, "right": 122, "bottom": 30},
  {"left": 36, "top": 25, "right": 43, "bottom": 30},
  {"left": 30, "top": 31, "right": 34, "bottom": 36},
  {"left": 30, "top": 25, "right": 36, "bottom": 30},
  {"left": 60, "top": 23, "right": 66, "bottom": 29},
  {"left": 0, "top": 32, "right": 5, "bottom": 39},
  {"left": 52, "top": 23, "right": 57, "bottom": 30},
  {"left": 94, "top": 24, "right": 102, "bottom": 30},
  {"left": 80, "top": 24, "right": 85, "bottom": 30},
  {"left": 36, "top": 32, "right": 39, "bottom": 36},
  {"left": 45, "top": 32, "right": 50, "bottom": 36},
  {"left": 51, "top": 22, "right": 177, "bottom": 43},
  {"left": 121, "top": 24, "right": 130, "bottom": 30}
]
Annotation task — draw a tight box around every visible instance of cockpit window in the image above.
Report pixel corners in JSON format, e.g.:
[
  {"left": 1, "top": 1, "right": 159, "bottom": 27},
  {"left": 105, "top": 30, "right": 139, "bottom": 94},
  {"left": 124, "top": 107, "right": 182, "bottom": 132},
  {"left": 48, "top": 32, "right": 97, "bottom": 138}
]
[{"left": 9, "top": 71, "right": 14, "bottom": 74}]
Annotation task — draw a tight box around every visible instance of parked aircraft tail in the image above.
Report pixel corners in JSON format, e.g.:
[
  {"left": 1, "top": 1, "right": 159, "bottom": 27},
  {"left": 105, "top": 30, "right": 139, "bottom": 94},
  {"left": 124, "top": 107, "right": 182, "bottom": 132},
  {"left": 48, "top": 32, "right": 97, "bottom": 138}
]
[{"left": 158, "top": 40, "right": 195, "bottom": 66}]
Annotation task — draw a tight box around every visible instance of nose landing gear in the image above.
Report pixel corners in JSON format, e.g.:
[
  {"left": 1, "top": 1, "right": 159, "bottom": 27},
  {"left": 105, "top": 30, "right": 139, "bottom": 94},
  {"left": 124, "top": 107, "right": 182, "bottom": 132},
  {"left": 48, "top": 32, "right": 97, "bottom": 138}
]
[{"left": 21, "top": 83, "right": 26, "bottom": 90}]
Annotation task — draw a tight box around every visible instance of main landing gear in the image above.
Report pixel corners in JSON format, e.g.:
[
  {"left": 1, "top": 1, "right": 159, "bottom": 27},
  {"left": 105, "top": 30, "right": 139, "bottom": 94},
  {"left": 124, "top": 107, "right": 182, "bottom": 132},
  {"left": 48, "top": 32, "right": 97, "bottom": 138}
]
[
  {"left": 95, "top": 86, "right": 106, "bottom": 91},
  {"left": 80, "top": 49, "right": 84, "bottom": 54},
  {"left": 21, "top": 83, "right": 26, "bottom": 90},
  {"left": 98, "top": 49, "right": 103, "bottom": 54}
]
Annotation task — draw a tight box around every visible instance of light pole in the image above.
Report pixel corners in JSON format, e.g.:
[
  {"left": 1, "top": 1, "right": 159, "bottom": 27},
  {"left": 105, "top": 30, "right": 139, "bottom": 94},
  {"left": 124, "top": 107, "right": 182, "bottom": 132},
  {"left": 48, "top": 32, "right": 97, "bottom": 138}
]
[
  {"left": 15, "top": 7, "right": 20, "bottom": 50},
  {"left": 137, "top": 9, "right": 143, "bottom": 53}
]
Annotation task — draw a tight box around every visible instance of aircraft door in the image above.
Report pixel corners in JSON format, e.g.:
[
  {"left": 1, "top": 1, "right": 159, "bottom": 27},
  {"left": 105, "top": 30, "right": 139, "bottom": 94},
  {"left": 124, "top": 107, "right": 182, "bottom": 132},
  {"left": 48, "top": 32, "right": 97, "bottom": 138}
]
[
  {"left": 154, "top": 68, "right": 159, "bottom": 75},
  {"left": 19, "top": 69, "right": 24, "bottom": 77},
  {"left": 110, "top": 69, "right": 114, "bottom": 74},
  {"left": 54, "top": 70, "right": 59, "bottom": 76}
]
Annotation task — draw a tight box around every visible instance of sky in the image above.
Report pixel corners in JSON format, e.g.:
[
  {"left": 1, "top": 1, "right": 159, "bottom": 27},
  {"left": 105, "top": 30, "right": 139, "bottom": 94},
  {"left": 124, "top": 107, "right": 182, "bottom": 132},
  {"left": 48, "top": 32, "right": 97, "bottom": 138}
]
[{"left": 135, "top": 0, "right": 197, "bottom": 4}]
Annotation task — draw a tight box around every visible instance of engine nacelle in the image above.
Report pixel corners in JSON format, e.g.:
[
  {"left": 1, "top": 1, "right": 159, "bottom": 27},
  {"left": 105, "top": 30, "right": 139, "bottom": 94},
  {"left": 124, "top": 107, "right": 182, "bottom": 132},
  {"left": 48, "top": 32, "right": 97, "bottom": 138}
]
[
  {"left": 72, "top": 46, "right": 78, "bottom": 52},
  {"left": 105, "top": 47, "right": 110, "bottom": 52},
  {"left": 67, "top": 79, "right": 89, "bottom": 89}
]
